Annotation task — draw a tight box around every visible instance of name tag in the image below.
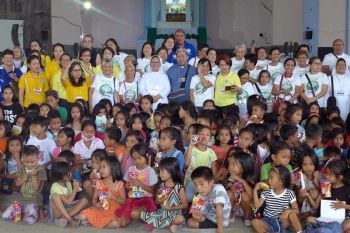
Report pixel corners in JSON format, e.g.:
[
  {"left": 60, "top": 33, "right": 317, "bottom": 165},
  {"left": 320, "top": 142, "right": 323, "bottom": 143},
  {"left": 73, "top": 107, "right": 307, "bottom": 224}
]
[
  {"left": 337, "top": 90, "right": 344, "bottom": 96},
  {"left": 178, "top": 78, "right": 185, "bottom": 82},
  {"left": 220, "top": 88, "right": 226, "bottom": 94},
  {"left": 75, "top": 96, "right": 82, "bottom": 100},
  {"left": 34, "top": 88, "right": 42, "bottom": 94}
]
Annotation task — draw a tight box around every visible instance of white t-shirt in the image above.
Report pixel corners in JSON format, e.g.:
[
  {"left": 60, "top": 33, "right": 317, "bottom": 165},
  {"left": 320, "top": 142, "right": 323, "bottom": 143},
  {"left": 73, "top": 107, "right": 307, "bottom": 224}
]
[
  {"left": 136, "top": 58, "right": 150, "bottom": 74},
  {"left": 301, "top": 72, "right": 329, "bottom": 107},
  {"left": 119, "top": 80, "right": 139, "bottom": 101},
  {"left": 230, "top": 57, "right": 245, "bottom": 74},
  {"left": 90, "top": 73, "right": 118, "bottom": 108},
  {"left": 237, "top": 82, "right": 255, "bottom": 117},
  {"left": 328, "top": 74, "right": 350, "bottom": 120},
  {"left": 322, "top": 53, "right": 350, "bottom": 75},
  {"left": 274, "top": 74, "right": 301, "bottom": 103},
  {"left": 162, "top": 62, "right": 173, "bottom": 73},
  {"left": 247, "top": 68, "right": 259, "bottom": 80},
  {"left": 256, "top": 59, "right": 271, "bottom": 68},
  {"left": 263, "top": 63, "right": 285, "bottom": 83},
  {"left": 112, "top": 52, "right": 128, "bottom": 71},
  {"left": 26, "top": 136, "right": 56, "bottom": 169},
  {"left": 254, "top": 82, "right": 274, "bottom": 112},
  {"left": 293, "top": 65, "right": 309, "bottom": 77},
  {"left": 188, "top": 57, "right": 200, "bottom": 67},
  {"left": 190, "top": 74, "right": 216, "bottom": 107},
  {"left": 211, "top": 65, "right": 220, "bottom": 75},
  {"left": 119, "top": 72, "right": 141, "bottom": 82}
]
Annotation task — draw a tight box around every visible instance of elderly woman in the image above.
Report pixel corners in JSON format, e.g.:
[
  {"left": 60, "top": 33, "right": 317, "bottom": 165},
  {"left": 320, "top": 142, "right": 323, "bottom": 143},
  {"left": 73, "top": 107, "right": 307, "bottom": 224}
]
[
  {"left": 214, "top": 55, "right": 242, "bottom": 111},
  {"left": 230, "top": 43, "right": 246, "bottom": 74},
  {"left": 61, "top": 61, "right": 94, "bottom": 105},
  {"left": 89, "top": 58, "right": 119, "bottom": 111},
  {"left": 139, "top": 55, "right": 171, "bottom": 110},
  {"left": 119, "top": 64, "right": 142, "bottom": 104},
  {"left": 328, "top": 58, "right": 350, "bottom": 120}
]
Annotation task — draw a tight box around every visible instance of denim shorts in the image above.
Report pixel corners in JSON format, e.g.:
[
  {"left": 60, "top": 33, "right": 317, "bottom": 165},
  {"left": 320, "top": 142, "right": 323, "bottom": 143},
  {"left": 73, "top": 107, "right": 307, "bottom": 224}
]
[{"left": 262, "top": 216, "right": 283, "bottom": 232}]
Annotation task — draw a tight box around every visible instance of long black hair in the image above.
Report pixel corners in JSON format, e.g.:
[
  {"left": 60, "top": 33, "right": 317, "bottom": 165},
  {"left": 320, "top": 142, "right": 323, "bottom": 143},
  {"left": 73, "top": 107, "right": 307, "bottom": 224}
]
[
  {"left": 4, "top": 136, "right": 23, "bottom": 174},
  {"left": 159, "top": 127, "right": 184, "bottom": 153},
  {"left": 101, "top": 156, "right": 122, "bottom": 183},
  {"left": 51, "top": 162, "right": 71, "bottom": 183},
  {"left": 228, "top": 151, "right": 256, "bottom": 183},
  {"left": 159, "top": 157, "right": 183, "bottom": 185},
  {"left": 270, "top": 165, "right": 291, "bottom": 189}
]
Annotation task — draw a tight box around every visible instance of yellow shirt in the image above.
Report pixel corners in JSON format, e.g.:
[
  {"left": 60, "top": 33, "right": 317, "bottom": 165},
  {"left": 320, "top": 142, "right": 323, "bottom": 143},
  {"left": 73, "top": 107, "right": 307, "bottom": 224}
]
[
  {"left": 45, "top": 60, "right": 61, "bottom": 88},
  {"left": 214, "top": 71, "right": 241, "bottom": 107},
  {"left": 93, "top": 64, "right": 120, "bottom": 80},
  {"left": 62, "top": 77, "right": 92, "bottom": 103},
  {"left": 24, "top": 54, "right": 51, "bottom": 67},
  {"left": 81, "top": 63, "right": 94, "bottom": 78},
  {"left": 18, "top": 72, "right": 49, "bottom": 107},
  {"left": 52, "top": 70, "right": 67, "bottom": 99}
]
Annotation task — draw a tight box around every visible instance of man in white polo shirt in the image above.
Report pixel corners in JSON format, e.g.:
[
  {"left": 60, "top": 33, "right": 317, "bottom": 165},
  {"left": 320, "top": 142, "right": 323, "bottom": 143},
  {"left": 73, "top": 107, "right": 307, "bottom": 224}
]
[{"left": 322, "top": 39, "right": 350, "bottom": 75}]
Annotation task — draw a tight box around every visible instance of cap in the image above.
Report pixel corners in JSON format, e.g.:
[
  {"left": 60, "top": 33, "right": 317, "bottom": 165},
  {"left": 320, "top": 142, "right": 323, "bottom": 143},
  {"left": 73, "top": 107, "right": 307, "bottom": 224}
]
[{"left": 45, "top": 90, "right": 59, "bottom": 98}]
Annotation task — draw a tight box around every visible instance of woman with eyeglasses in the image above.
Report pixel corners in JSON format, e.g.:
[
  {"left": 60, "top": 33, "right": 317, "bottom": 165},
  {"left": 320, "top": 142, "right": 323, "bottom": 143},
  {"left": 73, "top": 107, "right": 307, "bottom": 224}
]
[
  {"left": 327, "top": 58, "right": 350, "bottom": 120},
  {"left": 51, "top": 53, "right": 72, "bottom": 107},
  {"left": 81, "top": 34, "right": 101, "bottom": 67},
  {"left": 139, "top": 55, "right": 170, "bottom": 111},
  {"left": 214, "top": 55, "right": 242, "bottom": 111},
  {"left": 60, "top": 61, "right": 94, "bottom": 105},
  {"left": 294, "top": 50, "right": 309, "bottom": 77},
  {"left": 300, "top": 57, "right": 329, "bottom": 111},
  {"left": 78, "top": 48, "right": 96, "bottom": 81},
  {"left": 263, "top": 47, "right": 285, "bottom": 84}
]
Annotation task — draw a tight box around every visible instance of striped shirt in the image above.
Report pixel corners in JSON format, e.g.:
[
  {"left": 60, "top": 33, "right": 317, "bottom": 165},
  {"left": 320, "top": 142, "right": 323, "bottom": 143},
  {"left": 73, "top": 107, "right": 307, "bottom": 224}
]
[{"left": 261, "top": 189, "right": 296, "bottom": 218}]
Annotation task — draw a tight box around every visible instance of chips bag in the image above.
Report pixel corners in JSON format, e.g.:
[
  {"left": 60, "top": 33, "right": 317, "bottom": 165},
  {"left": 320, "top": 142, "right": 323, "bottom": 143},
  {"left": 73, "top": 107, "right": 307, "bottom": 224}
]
[
  {"left": 98, "top": 188, "right": 110, "bottom": 210},
  {"left": 13, "top": 202, "right": 22, "bottom": 223},
  {"left": 91, "top": 169, "right": 101, "bottom": 188},
  {"left": 189, "top": 195, "right": 205, "bottom": 214},
  {"left": 158, "top": 186, "right": 170, "bottom": 205},
  {"left": 320, "top": 179, "right": 331, "bottom": 198}
]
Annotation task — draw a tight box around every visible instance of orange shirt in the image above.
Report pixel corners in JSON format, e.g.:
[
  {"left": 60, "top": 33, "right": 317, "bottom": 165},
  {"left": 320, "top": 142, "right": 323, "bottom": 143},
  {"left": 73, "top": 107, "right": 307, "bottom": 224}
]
[
  {"left": 0, "top": 138, "right": 8, "bottom": 154},
  {"left": 105, "top": 145, "right": 126, "bottom": 157}
]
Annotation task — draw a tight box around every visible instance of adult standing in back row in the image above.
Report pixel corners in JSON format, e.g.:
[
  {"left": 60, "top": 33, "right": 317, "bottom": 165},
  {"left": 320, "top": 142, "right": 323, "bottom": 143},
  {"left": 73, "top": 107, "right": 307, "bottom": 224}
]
[
  {"left": 173, "top": 29, "right": 197, "bottom": 64},
  {"left": 167, "top": 49, "right": 197, "bottom": 103},
  {"left": 322, "top": 39, "right": 350, "bottom": 75}
]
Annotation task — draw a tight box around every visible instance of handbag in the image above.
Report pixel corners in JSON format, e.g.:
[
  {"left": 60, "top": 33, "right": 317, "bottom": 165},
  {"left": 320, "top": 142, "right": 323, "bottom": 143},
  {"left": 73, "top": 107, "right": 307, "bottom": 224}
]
[
  {"left": 274, "top": 75, "right": 285, "bottom": 112},
  {"left": 327, "top": 75, "right": 337, "bottom": 108}
]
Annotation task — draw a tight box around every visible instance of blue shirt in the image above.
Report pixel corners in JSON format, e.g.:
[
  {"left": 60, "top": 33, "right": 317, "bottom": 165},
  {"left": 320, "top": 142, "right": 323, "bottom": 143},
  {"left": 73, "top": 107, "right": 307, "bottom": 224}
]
[
  {"left": 169, "top": 41, "right": 197, "bottom": 64},
  {"left": 161, "top": 148, "right": 184, "bottom": 172},
  {"left": 0, "top": 66, "right": 22, "bottom": 102},
  {"left": 167, "top": 64, "right": 197, "bottom": 103}
]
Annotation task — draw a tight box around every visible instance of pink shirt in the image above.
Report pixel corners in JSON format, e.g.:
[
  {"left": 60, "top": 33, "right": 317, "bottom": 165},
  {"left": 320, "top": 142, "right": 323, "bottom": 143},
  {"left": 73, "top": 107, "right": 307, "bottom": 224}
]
[
  {"left": 118, "top": 152, "right": 134, "bottom": 177},
  {"left": 123, "top": 166, "right": 158, "bottom": 198}
]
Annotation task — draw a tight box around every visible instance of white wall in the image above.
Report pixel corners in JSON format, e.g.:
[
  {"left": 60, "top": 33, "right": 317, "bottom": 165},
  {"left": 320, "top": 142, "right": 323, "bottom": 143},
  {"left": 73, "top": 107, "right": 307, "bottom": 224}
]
[
  {"left": 206, "top": 0, "right": 273, "bottom": 49},
  {"left": 52, "top": 0, "right": 144, "bottom": 49},
  {"left": 319, "top": 0, "right": 346, "bottom": 47},
  {"left": 272, "top": 0, "right": 303, "bottom": 45}
]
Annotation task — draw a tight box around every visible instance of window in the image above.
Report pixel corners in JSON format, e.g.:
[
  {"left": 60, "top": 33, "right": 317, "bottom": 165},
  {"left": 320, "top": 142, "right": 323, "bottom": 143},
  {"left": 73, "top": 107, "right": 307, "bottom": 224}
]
[{"left": 166, "top": 0, "right": 186, "bottom": 22}]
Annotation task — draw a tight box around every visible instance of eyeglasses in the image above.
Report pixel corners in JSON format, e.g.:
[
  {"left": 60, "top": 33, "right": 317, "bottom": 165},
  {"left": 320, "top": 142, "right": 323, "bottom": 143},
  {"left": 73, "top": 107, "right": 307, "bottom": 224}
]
[
  {"left": 312, "top": 62, "right": 322, "bottom": 66},
  {"left": 72, "top": 69, "right": 82, "bottom": 72},
  {"left": 83, "top": 40, "right": 92, "bottom": 43},
  {"left": 298, "top": 56, "right": 307, "bottom": 59}
]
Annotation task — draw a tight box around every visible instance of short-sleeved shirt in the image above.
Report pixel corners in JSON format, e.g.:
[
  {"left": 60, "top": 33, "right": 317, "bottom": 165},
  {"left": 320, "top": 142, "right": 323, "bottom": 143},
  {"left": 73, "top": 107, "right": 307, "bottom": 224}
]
[
  {"left": 18, "top": 72, "right": 49, "bottom": 107},
  {"left": 190, "top": 74, "right": 216, "bottom": 107},
  {"left": 184, "top": 147, "right": 217, "bottom": 184},
  {"left": 73, "top": 137, "right": 105, "bottom": 159},
  {"left": 274, "top": 74, "right": 301, "bottom": 103},
  {"left": 253, "top": 83, "right": 274, "bottom": 112},
  {"left": 0, "top": 102, "right": 23, "bottom": 123},
  {"left": 17, "top": 164, "right": 47, "bottom": 205},
  {"left": 236, "top": 82, "right": 255, "bottom": 117},
  {"left": 119, "top": 81, "right": 139, "bottom": 101},
  {"left": 230, "top": 57, "right": 245, "bottom": 74},
  {"left": 200, "top": 184, "right": 231, "bottom": 227},
  {"left": 161, "top": 148, "right": 184, "bottom": 172},
  {"left": 214, "top": 71, "right": 242, "bottom": 107},
  {"left": 50, "top": 181, "right": 72, "bottom": 199},
  {"left": 62, "top": 77, "right": 92, "bottom": 103},
  {"left": 301, "top": 72, "right": 329, "bottom": 107},
  {"left": 123, "top": 165, "right": 158, "bottom": 198},
  {"left": 45, "top": 60, "right": 60, "bottom": 87},
  {"left": 57, "top": 106, "right": 68, "bottom": 122},
  {"left": 0, "top": 65, "right": 22, "bottom": 102},
  {"left": 52, "top": 70, "right": 67, "bottom": 99},
  {"left": 261, "top": 188, "right": 296, "bottom": 218},
  {"left": 263, "top": 63, "right": 285, "bottom": 83},
  {"left": 136, "top": 58, "right": 150, "bottom": 73},
  {"left": 322, "top": 53, "right": 350, "bottom": 75},
  {"left": 26, "top": 136, "right": 56, "bottom": 169},
  {"left": 90, "top": 73, "right": 118, "bottom": 108},
  {"left": 260, "top": 162, "right": 292, "bottom": 181}
]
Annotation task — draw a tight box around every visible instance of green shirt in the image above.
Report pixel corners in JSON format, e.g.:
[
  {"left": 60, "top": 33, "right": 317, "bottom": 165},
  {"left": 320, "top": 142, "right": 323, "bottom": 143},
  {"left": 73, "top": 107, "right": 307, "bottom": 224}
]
[
  {"left": 260, "top": 162, "right": 292, "bottom": 181},
  {"left": 57, "top": 106, "right": 68, "bottom": 122},
  {"left": 17, "top": 165, "right": 47, "bottom": 205}
]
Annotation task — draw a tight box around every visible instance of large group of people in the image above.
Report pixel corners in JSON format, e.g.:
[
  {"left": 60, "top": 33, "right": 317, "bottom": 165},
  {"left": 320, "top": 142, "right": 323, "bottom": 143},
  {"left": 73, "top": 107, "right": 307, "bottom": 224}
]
[{"left": 0, "top": 28, "right": 350, "bottom": 233}]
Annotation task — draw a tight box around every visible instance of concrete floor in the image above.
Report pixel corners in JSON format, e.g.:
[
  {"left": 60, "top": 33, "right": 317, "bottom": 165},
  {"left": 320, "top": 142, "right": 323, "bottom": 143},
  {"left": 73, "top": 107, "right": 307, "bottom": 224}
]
[{"left": 0, "top": 192, "right": 256, "bottom": 233}]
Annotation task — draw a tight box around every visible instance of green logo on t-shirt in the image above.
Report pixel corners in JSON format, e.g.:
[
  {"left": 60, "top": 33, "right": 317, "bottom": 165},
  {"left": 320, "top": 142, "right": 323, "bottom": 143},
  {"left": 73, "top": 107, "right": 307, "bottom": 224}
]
[
  {"left": 125, "top": 90, "right": 136, "bottom": 100},
  {"left": 195, "top": 82, "right": 207, "bottom": 94},
  {"left": 306, "top": 80, "right": 319, "bottom": 91},
  {"left": 237, "top": 90, "right": 249, "bottom": 100},
  {"left": 281, "top": 82, "right": 293, "bottom": 92},
  {"left": 99, "top": 84, "right": 113, "bottom": 96},
  {"left": 261, "top": 91, "right": 272, "bottom": 100},
  {"left": 271, "top": 71, "right": 282, "bottom": 83}
]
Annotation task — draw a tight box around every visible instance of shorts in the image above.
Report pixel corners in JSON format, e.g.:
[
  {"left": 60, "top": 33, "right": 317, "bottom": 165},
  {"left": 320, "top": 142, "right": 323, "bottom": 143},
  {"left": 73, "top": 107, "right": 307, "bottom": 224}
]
[
  {"left": 198, "top": 218, "right": 217, "bottom": 229},
  {"left": 262, "top": 216, "right": 283, "bottom": 232}
]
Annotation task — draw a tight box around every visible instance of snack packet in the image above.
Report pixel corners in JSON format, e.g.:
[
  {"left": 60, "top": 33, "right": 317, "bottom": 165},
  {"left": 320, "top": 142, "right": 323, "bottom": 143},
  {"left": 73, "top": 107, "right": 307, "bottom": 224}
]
[
  {"left": 320, "top": 179, "right": 331, "bottom": 198},
  {"left": 13, "top": 202, "right": 22, "bottom": 222},
  {"left": 128, "top": 171, "right": 138, "bottom": 181},
  {"left": 98, "top": 188, "right": 110, "bottom": 210},
  {"left": 91, "top": 169, "right": 101, "bottom": 188},
  {"left": 189, "top": 195, "right": 205, "bottom": 214},
  {"left": 158, "top": 186, "right": 170, "bottom": 205},
  {"left": 228, "top": 178, "right": 244, "bottom": 191}
]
